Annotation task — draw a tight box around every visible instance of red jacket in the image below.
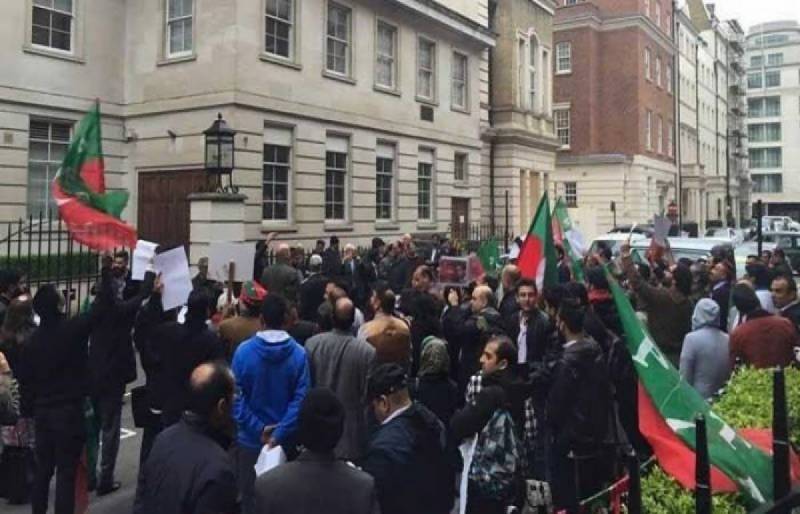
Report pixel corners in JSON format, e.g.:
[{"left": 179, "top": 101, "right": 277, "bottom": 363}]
[{"left": 730, "top": 312, "right": 797, "bottom": 368}]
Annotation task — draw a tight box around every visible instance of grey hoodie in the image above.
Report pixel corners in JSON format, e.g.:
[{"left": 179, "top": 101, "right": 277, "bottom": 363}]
[{"left": 679, "top": 298, "right": 731, "bottom": 399}]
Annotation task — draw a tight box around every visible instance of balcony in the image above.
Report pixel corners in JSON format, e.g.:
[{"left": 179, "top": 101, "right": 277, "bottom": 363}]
[{"left": 729, "top": 83, "right": 745, "bottom": 96}]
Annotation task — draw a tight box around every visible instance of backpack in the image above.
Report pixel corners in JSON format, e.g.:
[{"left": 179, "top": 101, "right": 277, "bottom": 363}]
[{"left": 468, "top": 408, "right": 523, "bottom": 501}]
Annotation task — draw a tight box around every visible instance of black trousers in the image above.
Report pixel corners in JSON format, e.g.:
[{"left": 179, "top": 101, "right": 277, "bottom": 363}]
[
  {"left": 91, "top": 383, "right": 124, "bottom": 488},
  {"left": 32, "top": 403, "right": 86, "bottom": 514}
]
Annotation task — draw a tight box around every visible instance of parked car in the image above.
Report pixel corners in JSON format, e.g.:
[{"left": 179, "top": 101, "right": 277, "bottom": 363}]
[
  {"left": 756, "top": 216, "right": 800, "bottom": 233},
  {"left": 755, "top": 232, "right": 800, "bottom": 274},
  {"left": 734, "top": 241, "right": 778, "bottom": 278},
  {"left": 589, "top": 232, "right": 647, "bottom": 258},
  {"left": 704, "top": 227, "right": 744, "bottom": 245},
  {"left": 630, "top": 237, "right": 729, "bottom": 263}
]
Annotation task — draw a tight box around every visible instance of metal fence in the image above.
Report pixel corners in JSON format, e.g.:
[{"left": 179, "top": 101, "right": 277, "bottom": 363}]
[{"left": 450, "top": 222, "right": 510, "bottom": 253}]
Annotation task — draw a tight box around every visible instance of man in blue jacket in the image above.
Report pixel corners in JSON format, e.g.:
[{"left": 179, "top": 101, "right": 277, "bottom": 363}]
[{"left": 231, "top": 293, "right": 309, "bottom": 514}]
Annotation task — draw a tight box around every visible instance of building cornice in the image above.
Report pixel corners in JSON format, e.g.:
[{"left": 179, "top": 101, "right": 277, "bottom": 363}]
[
  {"left": 556, "top": 153, "right": 633, "bottom": 166},
  {"left": 554, "top": 12, "right": 675, "bottom": 54},
  {"left": 389, "top": 0, "right": 496, "bottom": 47},
  {"left": 528, "top": 0, "right": 558, "bottom": 16},
  {"left": 484, "top": 127, "right": 561, "bottom": 152}
]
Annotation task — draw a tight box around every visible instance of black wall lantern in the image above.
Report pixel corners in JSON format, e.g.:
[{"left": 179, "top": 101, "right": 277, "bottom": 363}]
[{"left": 204, "top": 113, "right": 238, "bottom": 193}]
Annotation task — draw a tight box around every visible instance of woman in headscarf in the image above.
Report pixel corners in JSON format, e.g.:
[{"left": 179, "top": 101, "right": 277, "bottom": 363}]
[
  {"left": 409, "top": 336, "right": 459, "bottom": 427},
  {"left": 679, "top": 298, "right": 731, "bottom": 400}
]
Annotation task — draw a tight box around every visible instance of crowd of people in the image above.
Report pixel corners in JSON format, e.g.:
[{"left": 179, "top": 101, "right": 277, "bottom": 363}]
[{"left": 0, "top": 231, "right": 798, "bottom": 514}]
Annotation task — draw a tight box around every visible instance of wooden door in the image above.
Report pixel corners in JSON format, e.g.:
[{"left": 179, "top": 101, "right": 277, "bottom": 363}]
[
  {"left": 137, "top": 170, "right": 211, "bottom": 249},
  {"left": 451, "top": 198, "right": 470, "bottom": 239}
]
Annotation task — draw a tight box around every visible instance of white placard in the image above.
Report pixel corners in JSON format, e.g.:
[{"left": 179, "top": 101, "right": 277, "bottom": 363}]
[
  {"left": 254, "top": 445, "right": 286, "bottom": 477},
  {"left": 153, "top": 247, "right": 193, "bottom": 311},
  {"left": 131, "top": 240, "right": 158, "bottom": 281},
  {"left": 458, "top": 435, "right": 478, "bottom": 514},
  {"left": 208, "top": 242, "right": 255, "bottom": 282}
]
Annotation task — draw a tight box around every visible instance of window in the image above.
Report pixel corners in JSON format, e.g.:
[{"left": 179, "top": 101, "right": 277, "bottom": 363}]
[
  {"left": 644, "top": 0, "right": 650, "bottom": 17},
  {"left": 325, "top": 136, "right": 349, "bottom": 221},
  {"left": 32, "top": 0, "right": 73, "bottom": 52},
  {"left": 555, "top": 109, "right": 570, "bottom": 147},
  {"left": 556, "top": 42, "right": 571, "bottom": 73},
  {"left": 417, "top": 38, "right": 436, "bottom": 100},
  {"left": 528, "top": 39, "right": 537, "bottom": 110},
  {"left": 655, "top": 56, "right": 662, "bottom": 87},
  {"left": 451, "top": 52, "right": 468, "bottom": 110},
  {"left": 748, "top": 96, "right": 781, "bottom": 117},
  {"left": 565, "top": 182, "right": 577, "bottom": 207},
  {"left": 262, "top": 127, "right": 292, "bottom": 221},
  {"left": 166, "top": 0, "right": 193, "bottom": 57},
  {"left": 748, "top": 72, "right": 762, "bottom": 89},
  {"left": 765, "top": 70, "right": 780, "bottom": 87},
  {"left": 565, "top": 0, "right": 578, "bottom": 4},
  {"left": 518, "top": 40, "right": 526, "bottom": 108},
  {"left": 454, "top": 153, "right": 467, "bottom": 182},
  {"left": 265, "top": 0, "right": 292, "bottom": 58},
  {"left": 417, "top": 150, "right": 434, "bottom": 220},
  {"left": 326, "top": 3, "right": 351, "bottom": 76},
  {"left": 749, "top": 147, "right": 782, "bottom": 168},
  {"left": 644, "top": 48, "right": 651, "bottom": 80},
  {"left": 656, "top": 115, "right": 663, "bottom": 153},
  {"left": 375, "top": 22, "right": 397, "bottom": 89},
  {"left": 654, "top": 2, "right": 661, "bottom": 28},
  {"left": 751, "top": 55, "right": 764, "bottom": 67},
  {"left": 767, "top": 53, "right": 784, "bottom": 67},
  {"left": 28, "top": 120, "right": 71, "bottom": 216},
  {"left": 666, "top": 64, "right": 673, "bottom": 93},
  {"left": 645, "top": 110, "right": 652, "bottom": 150},
  {"left": 752, "top": 173, "right": 783, "bottom": 193},
  {"left": 667, "top": 121, "right": 674, "bottom": 157},
  {"left": 375, "top": 144, "right": 394, "bottom": 221},
  {"left": 748, "top": 122, "right": 782, "bottom": 142}
]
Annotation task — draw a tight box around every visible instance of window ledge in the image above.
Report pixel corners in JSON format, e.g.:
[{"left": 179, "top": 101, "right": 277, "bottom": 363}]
[
  {"left": 374, "top": 85, "right": 401, "bottom": 97},
  {"left": 555, "top": 70, "right": 572, "bottom": 76},
  {"left": 451, "top": 105, "right": 471, "bottom": 115},
  {"left": 260, "top": 53, "right": 302, "bottom": 70},
  {"left": 375, "top": 222, "right": 400, "bottom": 231},
  {"left": 453, "top": 181, "right": 471, "bottom": 189},
  {"left": 416, "top": 96, "right": 439, "bottom": 107},
  {"left": 260, "top": 221, "right": 297, "bottom": 233},
  {"left": 417, "top": 222, "right": 438, "bottom": 230},
  {"left": 322, "top": 70, "right": 357, "bottom": 85},
  {"left": 557, "top": 145, "right": 571, "bottom": 152},
  {"left": 23, "top": 44, "right": 85, "bottom": 64},
  {"left": 323, "top": 222, "right": 355, "bottom": 232},
  {"left": 157, "top": 53, "right": 198, "bottom": 67}
]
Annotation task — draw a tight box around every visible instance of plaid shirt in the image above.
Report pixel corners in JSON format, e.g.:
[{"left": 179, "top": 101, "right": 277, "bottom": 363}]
[{"left": 465, "top": 372, "right": 537, "bottom": 446}]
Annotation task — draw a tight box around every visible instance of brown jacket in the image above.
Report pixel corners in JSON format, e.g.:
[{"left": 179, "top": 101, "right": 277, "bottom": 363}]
[
  {"left": 219, "top": 316, "right": 262, "bottom": 360},
  {"left": 358, "top": 315, "right": 411, "bottom": 367},
  {"left": 730, "top": 312, "right": 797, "bottom": 368}
]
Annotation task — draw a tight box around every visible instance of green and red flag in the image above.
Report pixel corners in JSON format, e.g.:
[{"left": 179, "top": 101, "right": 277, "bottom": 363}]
[
  {"left": 517, "top": 193, "right": 558, "bottom": 290},
  {"left": 477, "top": 237, "right": 501, "bottom": 276},
  {"left": 552, "top": 198, "right": 585, "bottom": 282},
  {"left": 607, "top": 269, "right": 773, "bottom": 506},
  {"left": 53, "top": 103, "right": 137, "bottom": 251}
]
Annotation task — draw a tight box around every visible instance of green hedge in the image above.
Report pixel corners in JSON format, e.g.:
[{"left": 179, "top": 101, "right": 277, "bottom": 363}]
[
  {"left": 0, "top": 253, "right": 99, "bottom": 281},
  {"left": 641, "top": 367, "right": 800, "bottom": 512}
]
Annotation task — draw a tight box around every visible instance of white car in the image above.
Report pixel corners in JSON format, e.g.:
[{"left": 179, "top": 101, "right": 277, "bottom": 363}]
[{"left": 589, "top": 233, "right": 647, "bottom": 257}]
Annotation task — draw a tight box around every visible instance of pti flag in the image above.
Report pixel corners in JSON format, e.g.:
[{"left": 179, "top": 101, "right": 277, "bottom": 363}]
[
  {"left": 517, "top": 193, "right": 558, "bottom": 290},
  {"left": 607, "top": 268, "right": 773, "bottom": 506},
  {"left": 552, "top": 198, "right": 585, "bottom": 282},
  {"left": 53, "top": 102, "right": 137, "bottom": 251}
]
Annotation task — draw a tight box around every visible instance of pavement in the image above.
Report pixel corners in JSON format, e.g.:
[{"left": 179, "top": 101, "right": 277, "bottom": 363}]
[{"left": 4, "top": 381, "right": 144, "bottom": 514}]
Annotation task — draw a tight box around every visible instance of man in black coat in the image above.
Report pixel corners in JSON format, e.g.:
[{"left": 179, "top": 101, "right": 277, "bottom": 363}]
[
  {"left": 299, "top": 255, "right": 328, "bottom": 322},
  {"left": 256, "top": 388, "right": 379, "bottom": 514},
  {"left": 504, "top": 278, "right": 559, "bottom": 371},
  {"left": 88, "top": 253, "right": 155, "bottom": 495},
  {"left": 134, "top": 361, "right": 238, "bottom": 514},
  {"left": 498, "top": 265, "right": 521, "bottom": 322},
  {"left": 322, "top": 236, "right": 343, "bottom": 278},
  {"left": 709, "top": 261, "right": 733, "bottom": 331},
  {"left": 772, "top": 274, "right": 800, "bottom": 332},
  {"left": 23, "top": 277, "right": 105, "bottom": 514},
  {"left": 361, "top": 364, "right": 455, "bottom": 514}
]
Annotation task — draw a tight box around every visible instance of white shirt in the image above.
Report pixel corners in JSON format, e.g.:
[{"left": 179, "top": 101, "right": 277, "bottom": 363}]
[
  {"left": 382, "top": 404, "right": 412, "bottom": 425},
  {"left": 517, "top": 317, "right": 528, "bottom": 364}
]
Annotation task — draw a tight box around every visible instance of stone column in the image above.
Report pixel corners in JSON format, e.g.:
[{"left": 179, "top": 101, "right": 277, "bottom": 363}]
[{"left": 187, "top": 192, "right": 248, "bottom": 266}]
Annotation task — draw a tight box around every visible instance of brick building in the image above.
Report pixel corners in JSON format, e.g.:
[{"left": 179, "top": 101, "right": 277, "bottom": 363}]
[{"left": 552, "top": 0, "right": 678, "bottom": 238}]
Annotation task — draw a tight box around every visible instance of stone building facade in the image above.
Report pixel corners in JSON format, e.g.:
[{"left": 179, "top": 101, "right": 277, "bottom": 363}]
[{"left": 0, "top": 0, "right": 493, "bottom": 249}]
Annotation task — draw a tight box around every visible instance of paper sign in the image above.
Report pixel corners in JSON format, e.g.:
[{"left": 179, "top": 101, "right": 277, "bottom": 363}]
[
  {"left": 208, "top": 242, "right": 255, "bottom": 282},
  {"left": 153, "top": 247, "right": 193, "bottom": 311},
  {"left": 132, "top": 240, "right": 158, "bottom": 281},
  {"left": 458, "top": 435, "right": 478, "bottom": 514},
  {"left": 254, "top": 445, "right": 286, "bottom": 477},
  {"left": 437, "top": 256, "right": 471, "bottom": 286},
  {"left": 652, "top": 215, "right": 672, "bottom": 247}
]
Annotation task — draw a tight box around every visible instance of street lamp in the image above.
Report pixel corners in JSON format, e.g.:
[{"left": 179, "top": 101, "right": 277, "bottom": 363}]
[{"left": 203, "top": 112, "right": 237, "bottom": 193}]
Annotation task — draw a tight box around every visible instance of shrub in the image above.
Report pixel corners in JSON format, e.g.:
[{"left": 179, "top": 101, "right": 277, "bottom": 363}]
[{"left": 642, "top": 466, "right": 746, "bottom": 514}]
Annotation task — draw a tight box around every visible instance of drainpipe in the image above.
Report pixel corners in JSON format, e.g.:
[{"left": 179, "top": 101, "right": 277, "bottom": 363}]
[
  {"left": 488, "top": 2, "right": 497, "bottom": 234},
  {"left": 674, "top": 2, "right": 682, "bottom": 230}
]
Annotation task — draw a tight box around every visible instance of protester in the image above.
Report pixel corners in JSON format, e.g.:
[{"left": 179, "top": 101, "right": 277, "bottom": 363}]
[
  {"left": 769, "top": 248, "right": 794, "bottom": 279},
  {"left": 25, "top": 281, "right": 102, "bottom": 514},
  {"left": 621, "top": 245, "right": 692, "bottom": 366},
  {"left": 361, "top": 363, "right": 455, "bottom": 514},
  {"left": 497, "top": 265, "right": 521, "bottom": 321},
  {"left": 88, "top": 254, "right": 154, "bottom": 496},
  {"left": 405, "top": 288, "right": 444, "bottom": 377},
  {"left": 451, "top": 336, "right": 527, "bottom": 513},
  {"left": 409, "top": 336, "right": 458, "bottom": 428},
  {"left": 298, "top": 255, "right": 328, "bottom": 322},
  {"left": 0, "top": 270, "right": 22, "bottom": 325},
  {"left": 0, "top": 351, "right": 20, "bottom": 455},
  {"left": 255, "top": 388, "right": 379, "bottom": 514},
  {"left": 679, "top": 298, "right": 731, "bottom": 400},
  {"left": 772, "top": 274, "right": 800, "bottom": 331},
  {"left": 342, "top": 244, "right": 367, "bottom": 308},
  {"left": 504, "top": 278, "right": 558, "bottom": 369},
  {"left": 218, "top": 281, "right": 267, "bottom": 360},
  {"left": 305, "top": 297, "right": 375, "bottom": 461},
  {"left": 546, "top": 299, "right": 613, "bottom": 513},
  {"left": 286, "top": 303, "right": 318, "bottom": 346},
  {"left": 231, "top": 293, "right": 310, "bottom": 514},
  {"left": 192, "top": 256, "right": 224, "bottom": 305},
  {"left": 261, "top": 243, "right": 302, "bottom": 305},
  {"left": 730, "top": 283, "right": 797, "bottom": 368},
  {"left": 359, "top": 290, "right": 412, "bottom": 367},
  {"left": 134, "top": 362, "right": 238, "bottom": 514},
  {"left": 744, "top": 262, "right": 777, "bottom": 314},
  {"left": 709, "top": 260, "right": 733, "bottom": 331},
  {"left": 379, "top": 244, "right": 400, "bottom": 282},
  {"left": 322, "top": 236, "right": 343, "bottom": 278}
]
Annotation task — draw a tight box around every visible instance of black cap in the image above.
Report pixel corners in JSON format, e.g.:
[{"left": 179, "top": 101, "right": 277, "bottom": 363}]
[
  {"left": 298, "top": 388, "right": 345, "bottom": 452},
  {"left": 366, "top": 363, "right": 408, "bottom": 400}
]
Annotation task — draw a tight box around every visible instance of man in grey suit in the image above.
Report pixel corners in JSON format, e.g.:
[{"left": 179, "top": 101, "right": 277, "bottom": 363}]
[
  {"left": 255, "top": 388, "right": 379, "bottom": 514},
  {"left": 304, "top": 297, "right": 375, "bottom": 461}
]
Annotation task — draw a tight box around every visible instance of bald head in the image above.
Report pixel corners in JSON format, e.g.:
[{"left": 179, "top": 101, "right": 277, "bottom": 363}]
[
  {"left": 471, "top": 285, "right": 495, "bottom": 314},
  {"left": 333, "top": 297, "right": 355, "bottom": 332},
  {"left": 501, "top": 265, "right": 521, "bottom": 290},
  {"left": 188, "top": 362, "right": 234, "bottom": 419},
  {"left": 277, "top": 243, "right": 291, "bottom": 261}
]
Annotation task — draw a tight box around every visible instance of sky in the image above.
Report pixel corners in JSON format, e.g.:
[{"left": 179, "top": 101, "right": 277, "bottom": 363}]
[{"left": 685, "top": 0, "right": 800, "bottom": 32}]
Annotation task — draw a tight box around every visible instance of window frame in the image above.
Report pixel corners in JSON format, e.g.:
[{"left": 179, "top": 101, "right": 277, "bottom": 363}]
[
  {"left": 667, "top": 121, "right": 674, "bottom": 157},
  {"left": 555, "top": 41, "right": 571, "bottom": 74},
  {"left": 28, "top": 118, "right": 73, "bottom": 218},
  {"left": 451, "top": 50, "right": 469, "bottom": 112},
  {"left": 644, "top": 47, "right": 652, "bottom": 81},
  {"left": 454, "top": 152, "right": 468, "bottom": 184},
  {"left": 30, "top": 0, "right": 75, "bottom": 55},
  {"left": 375, "top": 143, "right": 396, "bottom": 222},
  {"left": 656, "top": 115, "right": 663, "bottom": 154},
  {"left": 645, "top": 110, "right": 652, "bottom": 151},
  {"left": 765, "top": 70, "right": 781, "bottom": 88},
  {"left": 262, "top": 139, "right": 292, "bottom": 223},
  {"left": 655, "top": 55, "right": 662, "bottom": 87},
  {"left": 417, "top": 149, "right": 436, "bottom": 222},
  {"left": 555, "top": 109, "right": 570, "bottom": 148},
  {"left": 416, "top": 36, "right": 438, "bottom": 103},
  {"left": 165, "top": 0, "right": 195, "bottom": 59},
  {"left": 666, "top": 63, "right": 673, "bottom": 94},
  {"left": 374, "top": 20, "right": 398, "bottom": 93},
  {"left": 325, "top": 135, "right": 351, "bottom": 223},
  {"left": 263, "top": 0, "right": 295, "bottom": 62},
  {"left": 324, "top": 1, "right": 353, "bottom": 79},
  {"left": 528, "top": 37, "right": 537, "bottom": 112},
  {"left": 564, "top": 181, "right": 577, "bottom": 208}
]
